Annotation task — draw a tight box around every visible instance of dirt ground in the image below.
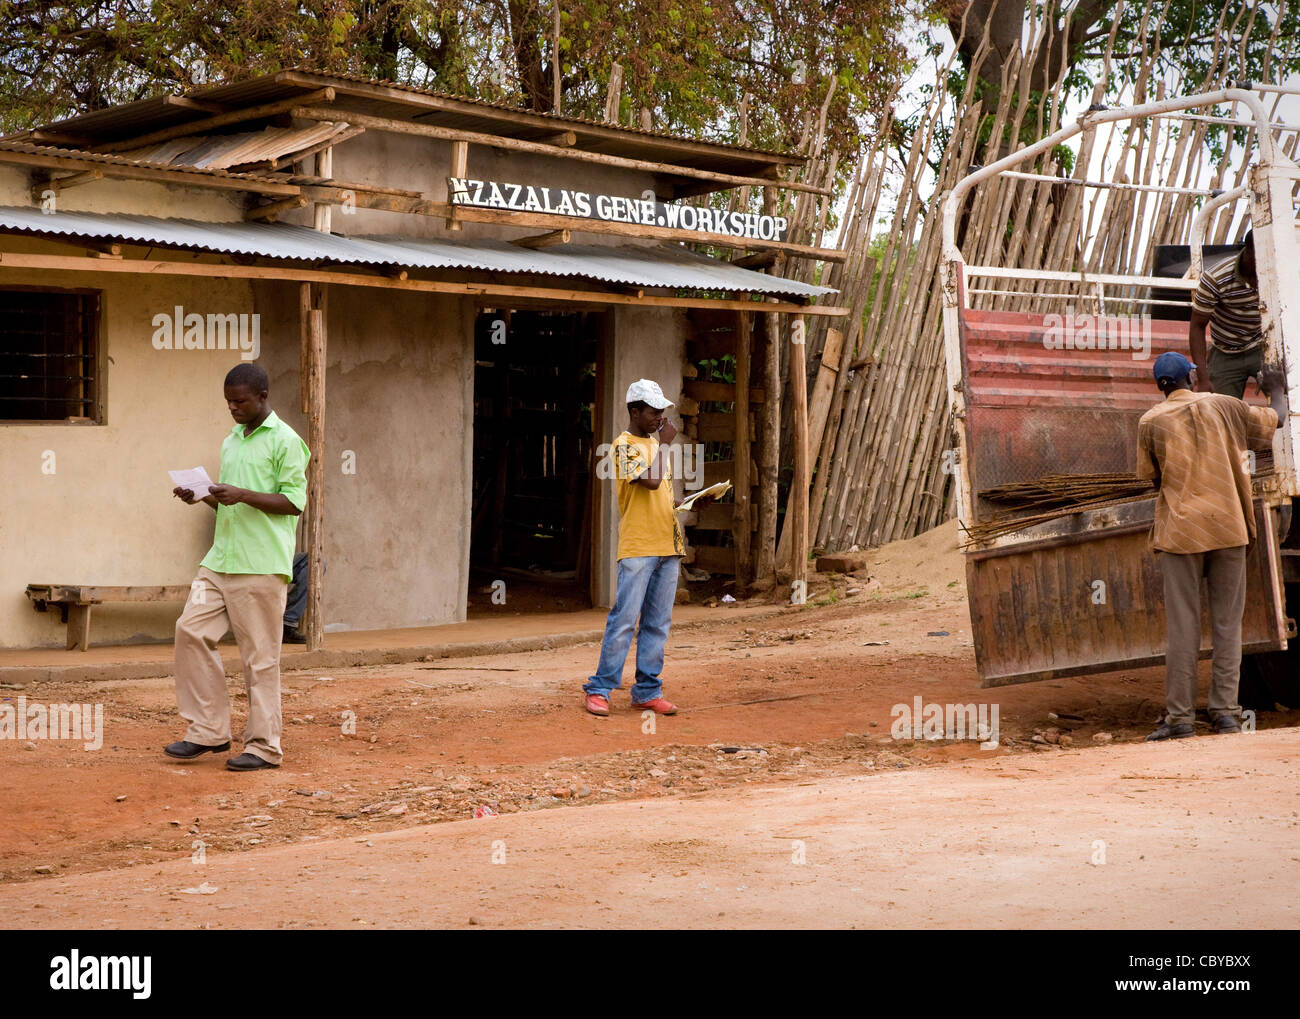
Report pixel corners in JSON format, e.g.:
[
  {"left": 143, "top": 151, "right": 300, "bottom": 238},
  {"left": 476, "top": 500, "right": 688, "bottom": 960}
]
[{"left": 3, "top": 519, "right": 1298, "bottom": 927}]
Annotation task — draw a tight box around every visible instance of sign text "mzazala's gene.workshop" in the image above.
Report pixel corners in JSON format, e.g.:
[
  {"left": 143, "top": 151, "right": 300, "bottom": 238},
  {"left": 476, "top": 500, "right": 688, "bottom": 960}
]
[{"left": 448, "top": 177, "right": 790, "bottom": 242}]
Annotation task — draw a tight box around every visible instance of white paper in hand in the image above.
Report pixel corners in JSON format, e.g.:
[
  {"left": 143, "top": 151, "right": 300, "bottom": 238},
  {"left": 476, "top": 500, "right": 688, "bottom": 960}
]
[
  {"left": 169, "top": 466, "right": 215, "bottom": 499},
  {"left": 677, "top": 480, "right": 732, "bottom": 512}
]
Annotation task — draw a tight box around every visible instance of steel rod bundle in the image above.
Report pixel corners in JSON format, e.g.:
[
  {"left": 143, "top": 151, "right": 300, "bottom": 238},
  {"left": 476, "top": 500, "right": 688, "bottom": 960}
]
[{"left": 980, "top": 473, "right": 1155, "bottom": 511}]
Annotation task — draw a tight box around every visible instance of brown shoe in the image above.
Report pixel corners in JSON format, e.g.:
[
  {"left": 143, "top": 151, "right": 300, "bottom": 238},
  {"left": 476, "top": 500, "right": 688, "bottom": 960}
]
[
  {"left": 225, "top": 752, "right": 279, "bottom": 771},
  {"left": 164, "top": 740, "right": 230, "bottom": 760}
]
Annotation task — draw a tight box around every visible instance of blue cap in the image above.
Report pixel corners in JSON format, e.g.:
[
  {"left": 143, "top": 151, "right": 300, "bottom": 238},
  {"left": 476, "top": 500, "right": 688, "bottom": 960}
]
[{"left": 1152, "top": 351, "right": 1195, "bottom": 383}]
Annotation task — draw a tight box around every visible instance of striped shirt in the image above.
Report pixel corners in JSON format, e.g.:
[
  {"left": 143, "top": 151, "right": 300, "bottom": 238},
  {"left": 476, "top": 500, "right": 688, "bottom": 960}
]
[
  {"left": 1191, "top": 254, "right": 1263, "bottom": 353},
  {"left": 1136, "top": 390, "right": 1276, "bottom": 553}
]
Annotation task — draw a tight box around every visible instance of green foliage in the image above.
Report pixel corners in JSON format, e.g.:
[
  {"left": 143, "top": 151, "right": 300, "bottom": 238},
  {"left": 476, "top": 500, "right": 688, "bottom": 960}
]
[{"left": 0, "top": 0, "right": 933, "bottom": 183}]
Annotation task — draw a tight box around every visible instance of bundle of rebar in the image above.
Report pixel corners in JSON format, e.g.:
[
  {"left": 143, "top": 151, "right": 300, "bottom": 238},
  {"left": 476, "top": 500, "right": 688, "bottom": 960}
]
[
  {"left": 963, "top": 493, "right": 1155, "bottom": 545},
  {"left": 980, "top": 473, "right": 1155, "bottom": 512}
]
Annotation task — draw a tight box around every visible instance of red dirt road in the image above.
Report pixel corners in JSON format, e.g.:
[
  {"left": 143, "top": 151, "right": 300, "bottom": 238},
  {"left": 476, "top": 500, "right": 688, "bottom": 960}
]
[
  {"left": 3, "top": 729, "right": 1297, "bottom": 929},
  {"left": 3, "top": 522, "right": 1298, "bottom": 927}
]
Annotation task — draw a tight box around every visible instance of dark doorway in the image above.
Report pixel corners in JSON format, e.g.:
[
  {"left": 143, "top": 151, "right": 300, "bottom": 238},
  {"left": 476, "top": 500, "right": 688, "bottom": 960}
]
[{"left": 469, "top": 309, "right": 600, "bottom": 613}]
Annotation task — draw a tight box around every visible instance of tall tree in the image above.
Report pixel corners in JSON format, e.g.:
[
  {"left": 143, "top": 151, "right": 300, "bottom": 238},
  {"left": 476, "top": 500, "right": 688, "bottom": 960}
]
[{"left": 0, "top": 0, "right": 941, "bottom": 182}]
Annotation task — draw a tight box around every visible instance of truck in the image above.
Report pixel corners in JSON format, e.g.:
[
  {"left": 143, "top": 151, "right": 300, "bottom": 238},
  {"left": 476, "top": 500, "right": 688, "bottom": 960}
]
[{"left": 940, "top": 84, "right": 1300, "bottom": 707}]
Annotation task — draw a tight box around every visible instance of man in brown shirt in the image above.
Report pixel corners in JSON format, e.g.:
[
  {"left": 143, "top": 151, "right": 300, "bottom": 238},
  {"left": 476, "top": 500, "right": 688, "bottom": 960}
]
[{"left": 1137, "top": 351, "right": 1283, "bottom": 740}]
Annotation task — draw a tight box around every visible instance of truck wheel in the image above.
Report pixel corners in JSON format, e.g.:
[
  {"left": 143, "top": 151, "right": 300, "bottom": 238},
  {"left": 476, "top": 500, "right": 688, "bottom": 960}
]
[
  {"left": 1240, "top": 582, "right": 1300, "bottom": 709},
  {"left": 1239, "top": 653, "right": 1281, "bottom": 711}
]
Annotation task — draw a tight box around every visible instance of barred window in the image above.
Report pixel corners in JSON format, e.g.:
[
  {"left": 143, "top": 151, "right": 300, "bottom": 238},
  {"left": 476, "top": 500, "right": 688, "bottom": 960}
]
[{"left": 0, "top": 287, "right": 101, "bottom": 423}]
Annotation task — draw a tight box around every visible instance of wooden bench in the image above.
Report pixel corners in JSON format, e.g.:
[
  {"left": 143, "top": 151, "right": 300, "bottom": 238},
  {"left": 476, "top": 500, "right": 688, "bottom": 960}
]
[{"left": 26, "top": 584, "right": 192, "bottom": 651}]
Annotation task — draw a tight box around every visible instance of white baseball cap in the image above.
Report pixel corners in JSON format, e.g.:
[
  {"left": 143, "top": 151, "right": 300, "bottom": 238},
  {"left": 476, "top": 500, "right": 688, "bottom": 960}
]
[{"left": 625, "top": 378, "right": 673, "bottom": 409}]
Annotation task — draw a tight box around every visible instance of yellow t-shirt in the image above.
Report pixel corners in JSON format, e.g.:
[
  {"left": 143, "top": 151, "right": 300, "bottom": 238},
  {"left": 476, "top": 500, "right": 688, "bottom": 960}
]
[{"left": 612, "top": 431, "right": 685, "bottom": 560}]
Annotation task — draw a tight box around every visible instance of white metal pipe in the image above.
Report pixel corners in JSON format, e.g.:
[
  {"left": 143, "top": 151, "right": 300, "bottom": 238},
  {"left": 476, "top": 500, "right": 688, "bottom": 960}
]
[
  {"left": 998, "top": 169, "right": 1217, "bottom": 196},
  {"left": 1189, "top": 185, "right": 1248, "bottom": 277},
  {"left": 941, "top": 88, "right": 1280, "bottom": 268},
  {"left": 964, "top": 265, "right": 1199, "bottom": 289},
  {"left": 966, "top": 288, "right": 1196, "bottom": 307},
  {"left": 1153, "top": 111, "right": 1300, "bottom": 133},
  {"left": 1248, "top": 82, "right": 1300, "bottom": 97}
]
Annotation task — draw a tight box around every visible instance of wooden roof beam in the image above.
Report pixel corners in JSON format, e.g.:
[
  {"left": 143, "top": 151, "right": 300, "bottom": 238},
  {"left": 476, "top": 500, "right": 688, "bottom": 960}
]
[
  {"left": 0, "top": 148, "right": 302, "bottom": 196},
  {"left": 510, "top": 228, "right": 571, "bottom": 249},
  {"left": 95, "top": 88, "right": 336, "bottom": 154},
  {"left": 245, "top": 195, "right": 308, "bottom": 222},
  {"left": 163, "top": 95, "right": 229, "bottom": 115},
  {"left": 0, "top": 250, "right": 848, "bottom": 317},
  {"left": 277, "top": 69, "right": 798, "bottom": 172},
  {"left": 341, "top": 188, "right": 845, "bottom": 263},
  {"left": 291, "top": 106, "right": 830, "bottom": 197}
]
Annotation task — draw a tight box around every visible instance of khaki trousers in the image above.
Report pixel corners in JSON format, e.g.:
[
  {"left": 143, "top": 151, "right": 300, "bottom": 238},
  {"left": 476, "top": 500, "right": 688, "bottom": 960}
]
[
  {"left": 174, "top": 567, "right": 288, "bottom": 764},
  {"left": 1159, "top": 547, "right": 1246, "bottom": 726}
]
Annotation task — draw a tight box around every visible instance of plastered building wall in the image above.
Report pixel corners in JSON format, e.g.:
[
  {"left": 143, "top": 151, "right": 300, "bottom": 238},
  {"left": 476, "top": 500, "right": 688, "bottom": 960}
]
[
  {"left": 0, "top": 123, "right": 690, "bottom": 645},
  {"left": 252, "top": 281, "right": 474, "bottom": 634}
]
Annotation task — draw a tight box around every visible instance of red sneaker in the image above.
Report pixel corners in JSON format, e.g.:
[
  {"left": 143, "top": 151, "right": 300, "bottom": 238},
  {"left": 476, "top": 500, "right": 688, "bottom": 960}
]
[
  {"left": 585, "top": 694, "right": 610, "bottom": 716},
  {"left": 631, "top": 697, "right": 677, "bottom": 715}
]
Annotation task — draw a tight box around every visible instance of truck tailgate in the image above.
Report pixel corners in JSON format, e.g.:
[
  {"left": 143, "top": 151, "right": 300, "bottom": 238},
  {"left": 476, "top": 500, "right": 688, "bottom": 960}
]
[{"left": 958, "top": 307, "right": 1290, "bottom": 686}]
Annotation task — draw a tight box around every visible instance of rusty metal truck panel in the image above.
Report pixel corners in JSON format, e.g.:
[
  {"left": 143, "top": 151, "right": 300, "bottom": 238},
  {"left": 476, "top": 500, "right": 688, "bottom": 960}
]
[{"left": 967, "top": 501, "right": 1290, "bottom": 687}]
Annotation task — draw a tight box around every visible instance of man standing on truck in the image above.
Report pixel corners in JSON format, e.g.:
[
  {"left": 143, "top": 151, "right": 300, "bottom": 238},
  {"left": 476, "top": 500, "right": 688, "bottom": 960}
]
[
  {"left": 1137, "top": 351, "right": 1284, "bottom": 741},
  {"left": 1189, "top": 231, "right": 1263, "bottom": 399}
]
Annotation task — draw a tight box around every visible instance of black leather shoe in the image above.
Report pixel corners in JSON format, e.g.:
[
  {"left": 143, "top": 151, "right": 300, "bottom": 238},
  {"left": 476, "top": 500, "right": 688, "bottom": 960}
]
[
  {"left": 164, "top": 740, "right": 231, "bottom": 760},
  {"left": 282, "top": 625, "right": 306, "bottom": 645},
  {"left": 1211, "top": 715, "right": 1242, "bottom": 734},
  {"left": 1144, "top": 722, "right": 1194, "bottom": 742},
  {"left": 226, "top": 752, "right": 279, "bottom": 771}
]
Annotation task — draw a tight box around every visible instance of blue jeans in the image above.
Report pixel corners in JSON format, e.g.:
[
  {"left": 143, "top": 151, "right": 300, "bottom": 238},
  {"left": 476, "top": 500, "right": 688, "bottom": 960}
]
[
  {"left": 584, "top": 555, "right": 680, "bottom": 703},
  {"left": 283, "top": 553, "right": 309, "bottom": 628}
]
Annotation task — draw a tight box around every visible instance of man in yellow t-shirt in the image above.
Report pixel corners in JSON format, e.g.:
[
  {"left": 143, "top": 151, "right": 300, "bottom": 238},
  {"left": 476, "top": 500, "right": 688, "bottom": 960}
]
[{"left": 584, "top": 379, "right": 695, "bottom": 717}]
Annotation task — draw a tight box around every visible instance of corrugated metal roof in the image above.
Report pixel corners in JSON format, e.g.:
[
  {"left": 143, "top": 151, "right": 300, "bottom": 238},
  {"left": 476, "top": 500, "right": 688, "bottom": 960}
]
[
  {"left": 0, "top": 139, "right": 300, "bottom": 187},
  {"left": 121, "top": 122, "right": 353, "bottom": 169},
  {"left": 0, "top": 206, "right": 835, "bottom": 297}
]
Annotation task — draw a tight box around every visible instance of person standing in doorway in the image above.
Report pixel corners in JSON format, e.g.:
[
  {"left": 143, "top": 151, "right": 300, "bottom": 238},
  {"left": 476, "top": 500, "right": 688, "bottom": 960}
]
[
  {"left": 1137, "top": 351, "right": 1283, "bottom": 741},
  {"left": 167, "top": 362, "right": 310, "bottom": 770},
  {"left": 583, "top": 379, "right": 692, "bottom": 717}
]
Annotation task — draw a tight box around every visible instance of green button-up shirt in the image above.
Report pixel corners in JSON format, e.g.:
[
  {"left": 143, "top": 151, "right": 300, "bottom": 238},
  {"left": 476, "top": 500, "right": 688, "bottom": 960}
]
[{"left": 200, "top": 410, "right": 310, "bottom": 582}]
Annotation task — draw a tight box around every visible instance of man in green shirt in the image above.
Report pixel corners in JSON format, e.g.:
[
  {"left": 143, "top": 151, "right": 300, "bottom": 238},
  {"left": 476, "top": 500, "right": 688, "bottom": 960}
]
[{"left": 165, "top": 363, "right": 310, "bottom": 771}]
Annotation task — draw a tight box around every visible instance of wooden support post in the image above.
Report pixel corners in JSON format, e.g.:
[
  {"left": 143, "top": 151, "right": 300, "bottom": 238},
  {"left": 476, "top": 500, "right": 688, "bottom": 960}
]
[
  {"left": 789, "top": 317, "right": 809, "bottom": 591},
  {"left": 313, "top": 147, "right": 333, "bottom": 234},
  {"left": 66, "top": 604, "right": 91, "bottom": 652},
  {"left": 777, "top": 324, "right": 843, "bottom": 571},
  {"left": 299, "top": 283, "right": 311, "bottom": 413},
  {"left": 304, "top": 306, "right": 327, "bottom": 650},
  {"left": 756, "top": 304, "right": 781, "bottom": 581},
  {"left": 755, "top": 183, "right": 782, "bottom": 582},
  {"left": 732, "top": 310, "right": 753, "bottom": 584},
  {"left": 447, "top": 140, "right": 469, "bottom": 231}
]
